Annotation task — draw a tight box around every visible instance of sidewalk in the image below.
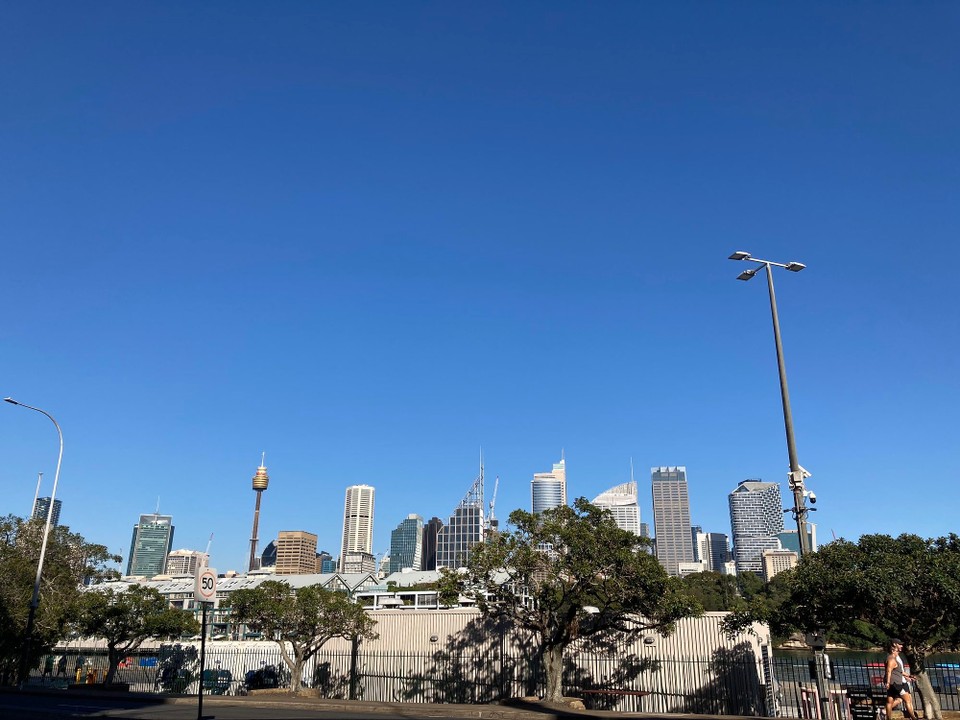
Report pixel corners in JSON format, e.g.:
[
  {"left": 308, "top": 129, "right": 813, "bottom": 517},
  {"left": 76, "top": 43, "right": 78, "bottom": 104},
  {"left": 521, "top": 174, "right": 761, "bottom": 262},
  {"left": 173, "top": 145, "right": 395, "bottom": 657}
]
[{"left": 5, "top": 685, "right": 777, "bottom": 720}]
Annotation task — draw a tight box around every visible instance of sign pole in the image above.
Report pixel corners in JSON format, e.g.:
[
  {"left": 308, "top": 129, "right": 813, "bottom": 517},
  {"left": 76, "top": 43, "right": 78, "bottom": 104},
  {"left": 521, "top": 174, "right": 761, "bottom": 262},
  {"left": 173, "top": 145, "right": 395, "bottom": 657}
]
[
  {"left": 193, "top": 566, "right": 216, "bottom": 720},
  {"left": 197, "top": 601, "right": 207, "bottom": 720}
]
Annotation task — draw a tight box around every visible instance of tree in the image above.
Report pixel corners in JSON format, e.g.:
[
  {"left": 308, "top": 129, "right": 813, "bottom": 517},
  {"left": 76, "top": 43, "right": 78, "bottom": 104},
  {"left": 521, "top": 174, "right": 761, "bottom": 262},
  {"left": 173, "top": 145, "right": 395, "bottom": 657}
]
[
  {"left": 228, "top": 580, "right": 378, "bottom": 694},
  {"left": 727, "top": 534, "right": 960, "bottom": 719},
  {"left": 73, "top": 585, "right": 199, "bottom": 685},
  {"left": 0, "top": 515, "right": 120, "bottom": 685},
  {"left": 439, "top": 498, "right": 701, "bottom": 703}
]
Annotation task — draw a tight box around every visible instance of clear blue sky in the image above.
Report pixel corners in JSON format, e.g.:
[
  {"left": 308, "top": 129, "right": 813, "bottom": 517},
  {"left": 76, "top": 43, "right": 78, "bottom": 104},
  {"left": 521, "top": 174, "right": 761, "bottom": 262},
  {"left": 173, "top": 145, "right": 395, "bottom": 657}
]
[{"left": 2, "top": 2, "right": 957, "bottom": 573}]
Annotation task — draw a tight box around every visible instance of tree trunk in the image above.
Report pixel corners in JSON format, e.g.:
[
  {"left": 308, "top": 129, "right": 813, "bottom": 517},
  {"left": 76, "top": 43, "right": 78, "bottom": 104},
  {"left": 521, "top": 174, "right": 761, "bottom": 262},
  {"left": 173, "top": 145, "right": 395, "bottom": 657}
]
[
  {"left": 104, "top": 645, "right": 120, "bottom": 685},
  {"left": 907, "top": 650, "right": 942, "bottom": 720},
  {"left": 541, "top": 643, "right": 565, "bottom": 703},
  {"left": 275, "top": 641, "right": 302, "bottom": 693},
  {"left": 915, "top": 672, "right": 942, "bottom": 720}
]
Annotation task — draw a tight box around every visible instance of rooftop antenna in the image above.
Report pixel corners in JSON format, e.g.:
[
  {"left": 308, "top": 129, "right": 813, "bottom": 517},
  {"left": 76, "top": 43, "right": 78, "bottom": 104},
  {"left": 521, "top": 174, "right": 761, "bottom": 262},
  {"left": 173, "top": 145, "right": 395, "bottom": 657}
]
[
  {"left": 630, "top": 458, "right": 635, "bottom": 484},
  {"left": 155, "top": 497, "right": 160, "bottom": 515}
]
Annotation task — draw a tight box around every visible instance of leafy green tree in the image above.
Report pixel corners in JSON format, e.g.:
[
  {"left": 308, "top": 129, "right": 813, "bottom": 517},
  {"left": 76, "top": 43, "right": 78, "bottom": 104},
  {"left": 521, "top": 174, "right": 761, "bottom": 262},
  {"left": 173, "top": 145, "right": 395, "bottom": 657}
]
[
  {"left": 727, "top": 534, "right": 960, "bottom": 719},
  {"left": 440, "top": 498, "right": 701, "bottom": 703},
  {"left": 0, "top": 515, "right": 120, "bottom": 684},
  {"left": 681, "top": 571, "right": 740, "bottom": 611},
  {"left": 73, "top": 585, "right": 199, "bottom": 685},
  {"left": 228, "top": 581, "right": 378, "bottom": 694}
]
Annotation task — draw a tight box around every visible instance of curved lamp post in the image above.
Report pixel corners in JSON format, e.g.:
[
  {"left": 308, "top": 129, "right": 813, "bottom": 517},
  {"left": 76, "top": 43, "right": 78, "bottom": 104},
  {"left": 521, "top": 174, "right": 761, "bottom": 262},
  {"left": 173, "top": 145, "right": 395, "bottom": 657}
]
[
  {"left": 4, "top": 397, "right": 64, "bottom": 686},
  {"left": 727, "top": 253, "right": 814, "bottom": 556}
]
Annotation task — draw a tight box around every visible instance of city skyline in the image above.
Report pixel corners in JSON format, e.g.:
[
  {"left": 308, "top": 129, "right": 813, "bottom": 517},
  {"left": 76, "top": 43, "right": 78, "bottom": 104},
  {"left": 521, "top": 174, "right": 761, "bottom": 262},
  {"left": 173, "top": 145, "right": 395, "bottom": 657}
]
[{"left": 2, "top": 4, "right": 957, "bottom": 573}]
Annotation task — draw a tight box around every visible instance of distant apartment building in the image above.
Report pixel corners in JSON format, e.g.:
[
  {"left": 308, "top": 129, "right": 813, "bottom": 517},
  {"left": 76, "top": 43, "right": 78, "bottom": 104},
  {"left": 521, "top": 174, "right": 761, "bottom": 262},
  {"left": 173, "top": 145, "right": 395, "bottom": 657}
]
[
  {"left": 276, "top": 530, "right": 318, "bottom": 575},
  {"left": 32, "top": 497, "right": 62, "bottom": 527},
  {"left": 315, "top": 550, "right": 333, "bottom": 574},
  {"left": 127, "top": 513, "right": 175, "bottom": 577},
  {"left": 762, "top": 549, "right": 799, "bottom": 581},
  {"left": 651, "top": 466, "right": 695, "bottom": 576},
  {"left": 390, "top": 514, "right": 424, "bottom": 571},
  {"left": 165, "top": 549, "right": 208, "bottom": 576},
  {"left": 341, "top": 550, "right": 376, "bottom": 574},
  {"left": 592, "top": 481, "right": 640, "bottom": 535},
  {"left": 340, "top": 485, "right": 375, "bottom": 572},
  {"left": 729, "top": 480, "right": 784, "bottom": 575},
  {"left": 532, "top": 456, "right": 567, "bottom": 514}
]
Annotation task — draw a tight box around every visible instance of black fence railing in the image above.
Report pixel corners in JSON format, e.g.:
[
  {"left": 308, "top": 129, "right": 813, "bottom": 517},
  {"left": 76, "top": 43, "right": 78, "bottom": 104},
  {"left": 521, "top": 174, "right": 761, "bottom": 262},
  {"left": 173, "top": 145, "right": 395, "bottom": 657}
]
[
  {"left": 771, "top": 657, "right": 960, "bottom": 716},
  {"left": 30, "top": 643, "right": 771, "bottom": 715}
]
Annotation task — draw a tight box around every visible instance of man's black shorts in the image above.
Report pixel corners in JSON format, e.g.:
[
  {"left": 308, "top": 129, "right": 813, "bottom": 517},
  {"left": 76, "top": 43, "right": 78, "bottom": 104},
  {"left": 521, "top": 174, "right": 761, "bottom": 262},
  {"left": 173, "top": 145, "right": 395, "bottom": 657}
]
[{"left": 888, "top": 683, "right": 905, "bottom": 698}]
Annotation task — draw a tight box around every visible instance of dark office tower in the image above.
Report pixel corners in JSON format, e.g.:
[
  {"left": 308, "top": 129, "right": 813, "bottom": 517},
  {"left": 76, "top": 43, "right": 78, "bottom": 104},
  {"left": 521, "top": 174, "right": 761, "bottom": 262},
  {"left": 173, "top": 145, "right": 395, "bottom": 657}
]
[
  {"left": 390, "top": 514, "right": 424, "bottom": 571},
  {"left": 436, "top": 461, "right": 485, "bottom": 569},
  {"left": 248, "top": 455, "right": 270, "bottom": 573},
  {"left": 651, "top": 466, "right": 695, "bottom": 577},
  {"left": 32, "top": 497, "right": 62, "bottom": 527},
  {"left": 127, "top": 513, "right": 175, "bottom": 577},
  {"left": 260, "top": 540, "right": 277, "bottom": 568},
  {"left": 690, "top": 525, "right": 703, "bottom": 562},
  {"left": 421, "top": 517, "right": 444, "bottom": 571},
  {"left": 729, "top": 480, "right": 784, "bottom": 575}
]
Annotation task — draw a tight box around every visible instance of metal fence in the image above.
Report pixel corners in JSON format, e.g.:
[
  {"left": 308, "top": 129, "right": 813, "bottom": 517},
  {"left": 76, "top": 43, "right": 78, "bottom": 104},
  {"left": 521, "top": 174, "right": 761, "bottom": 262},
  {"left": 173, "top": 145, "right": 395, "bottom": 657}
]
[
  {"left": 771, "top": 657, "right": 960, "bottom": 717},
  {"left": 34, "top": 642, "right": 771, "bottom": 715}
]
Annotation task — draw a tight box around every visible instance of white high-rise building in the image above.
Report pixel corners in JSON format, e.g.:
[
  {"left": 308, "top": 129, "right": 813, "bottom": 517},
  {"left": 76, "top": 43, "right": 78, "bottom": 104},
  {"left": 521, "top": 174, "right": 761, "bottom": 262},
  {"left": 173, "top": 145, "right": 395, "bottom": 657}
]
[
  {"left": 729, "top": 480, "right": 784, "bottom": 575},
  {"left": 651, "top": 466, "right": 694, "bottom": 577},
  {"left": 532, "top": 455, "right": 567, "bottom": 514},
  {"left": 165, "top": 549, "right": 208, "bottom": 576},
  {"left": 592, "top": 480, "right": 640, "bottom": 535},
  {"left": 340, "top": 485, "right": 375, "bottom": 571}
]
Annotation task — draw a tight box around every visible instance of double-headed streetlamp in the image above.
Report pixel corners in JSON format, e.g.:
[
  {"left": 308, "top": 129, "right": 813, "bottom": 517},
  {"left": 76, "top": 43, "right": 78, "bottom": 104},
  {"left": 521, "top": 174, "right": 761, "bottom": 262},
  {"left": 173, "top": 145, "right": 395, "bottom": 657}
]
[
  {"left": 728, "top": 252, "right": 814, "bottom": 556},
  {"left": 4, "top": 397, "right": 64, "bottom": 686}
]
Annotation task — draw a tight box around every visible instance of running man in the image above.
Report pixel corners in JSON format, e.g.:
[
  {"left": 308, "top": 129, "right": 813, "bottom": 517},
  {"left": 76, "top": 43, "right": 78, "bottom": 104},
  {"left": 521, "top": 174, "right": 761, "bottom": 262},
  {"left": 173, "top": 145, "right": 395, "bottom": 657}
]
[{"left": 886, "top": 638, "right": 921, "bottom": 720}]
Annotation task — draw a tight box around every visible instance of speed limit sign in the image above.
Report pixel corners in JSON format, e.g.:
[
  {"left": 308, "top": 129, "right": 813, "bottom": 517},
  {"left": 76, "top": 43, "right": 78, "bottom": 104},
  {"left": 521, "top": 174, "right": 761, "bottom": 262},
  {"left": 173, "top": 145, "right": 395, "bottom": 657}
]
[{"left": 195, "top": 567, "right": 218, "bottom": 603}]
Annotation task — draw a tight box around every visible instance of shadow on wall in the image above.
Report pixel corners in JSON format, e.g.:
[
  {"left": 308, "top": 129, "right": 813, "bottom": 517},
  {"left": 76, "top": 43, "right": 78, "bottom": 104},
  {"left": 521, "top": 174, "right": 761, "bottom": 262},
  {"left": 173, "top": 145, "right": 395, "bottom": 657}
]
[
  {"left": 398, "top": 615, "right": 538, "bottom": 703},
  {"left": 312, "top": 660, "right": 350, "bottom": 698},
  {"left": 668, "top": 642, "right": 763, "bottom": 716}
]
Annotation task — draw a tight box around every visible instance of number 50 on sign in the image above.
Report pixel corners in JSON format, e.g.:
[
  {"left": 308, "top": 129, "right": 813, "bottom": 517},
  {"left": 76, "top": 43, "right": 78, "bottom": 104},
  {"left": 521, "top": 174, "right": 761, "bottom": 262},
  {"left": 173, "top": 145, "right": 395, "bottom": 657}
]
[{"left": 195, "top": 567, "right": 218, "bottom": 603}]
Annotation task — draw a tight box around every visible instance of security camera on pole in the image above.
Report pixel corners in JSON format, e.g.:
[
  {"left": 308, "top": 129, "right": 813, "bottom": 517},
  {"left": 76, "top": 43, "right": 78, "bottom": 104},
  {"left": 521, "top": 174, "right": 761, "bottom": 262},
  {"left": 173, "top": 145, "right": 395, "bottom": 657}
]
[{"left": 194, "top": 566, "right": 217, "bottom": 720}]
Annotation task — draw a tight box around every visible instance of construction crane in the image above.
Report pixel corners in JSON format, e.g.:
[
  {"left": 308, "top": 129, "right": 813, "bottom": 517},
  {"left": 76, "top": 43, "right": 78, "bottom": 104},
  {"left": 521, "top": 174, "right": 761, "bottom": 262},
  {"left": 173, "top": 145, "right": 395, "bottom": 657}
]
[
  {"left": 487, "top": 476, "right": 499, "bottom": 531},
  {"left": 203, "top": 533, "right": 214, "bottom": 567}
]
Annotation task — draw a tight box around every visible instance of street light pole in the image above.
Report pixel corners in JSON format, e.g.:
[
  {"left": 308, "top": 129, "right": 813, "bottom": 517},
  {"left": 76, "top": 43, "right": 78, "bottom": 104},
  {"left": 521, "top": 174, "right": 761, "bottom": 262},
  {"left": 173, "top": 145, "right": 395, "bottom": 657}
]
[
  {"left": 727, "top": 253, "right": 813, "bottom": 556},
  {"left": 4, "top": 397, "right": 64, "bottom": 687}
]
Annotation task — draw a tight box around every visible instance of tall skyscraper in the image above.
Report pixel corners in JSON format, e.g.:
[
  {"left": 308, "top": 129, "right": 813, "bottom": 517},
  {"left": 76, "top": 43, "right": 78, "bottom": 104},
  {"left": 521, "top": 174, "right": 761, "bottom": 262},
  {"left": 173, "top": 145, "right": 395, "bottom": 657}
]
[
  {"left": 421, "top": 517, "right": 444, "bottom": 571},
  {"left": 165, "top": 549, "right": 208, "bottom": 576},
  {"left": 32, "top": 497, "right": 62, "bottom": 527},
  {"left": 390, "top": 514, "right": 424, "bottom": 572},
  {"left": 700, "top": 532, "right": 731, "bottom": 573},
  {"left": 651, "top": 466, "right": 694, "bottom": 576},
  {"left": 340, "top": 485, "right": 375, "bottom": 571},
  {"left": 276, "top": 530, "right": 318, "bottom": 574},
  {"left": 127, "top": 513, "right": 175, "bottom": 577},
  {"left": 436, "top": 464, "right": 485, "bottom": 569},
  {"left": 592, "top": 481, "right": 640, "bottom": 535},
  {"left": 248, "top": 455, "right": 270, "bottom": 572},
  {"left": 728, "top": 480, "right": 784, "bottom": 575},
  {"left": 532, "top": 455, "right": 567, "bottom": 514}
]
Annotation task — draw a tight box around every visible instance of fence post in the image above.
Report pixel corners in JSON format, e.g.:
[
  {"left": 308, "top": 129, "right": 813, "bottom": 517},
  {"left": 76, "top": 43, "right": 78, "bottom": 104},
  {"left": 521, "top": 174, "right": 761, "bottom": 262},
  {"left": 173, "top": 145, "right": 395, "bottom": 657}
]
[{"left": 349, "top": 634, "right": 359, "bottom": 701}]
